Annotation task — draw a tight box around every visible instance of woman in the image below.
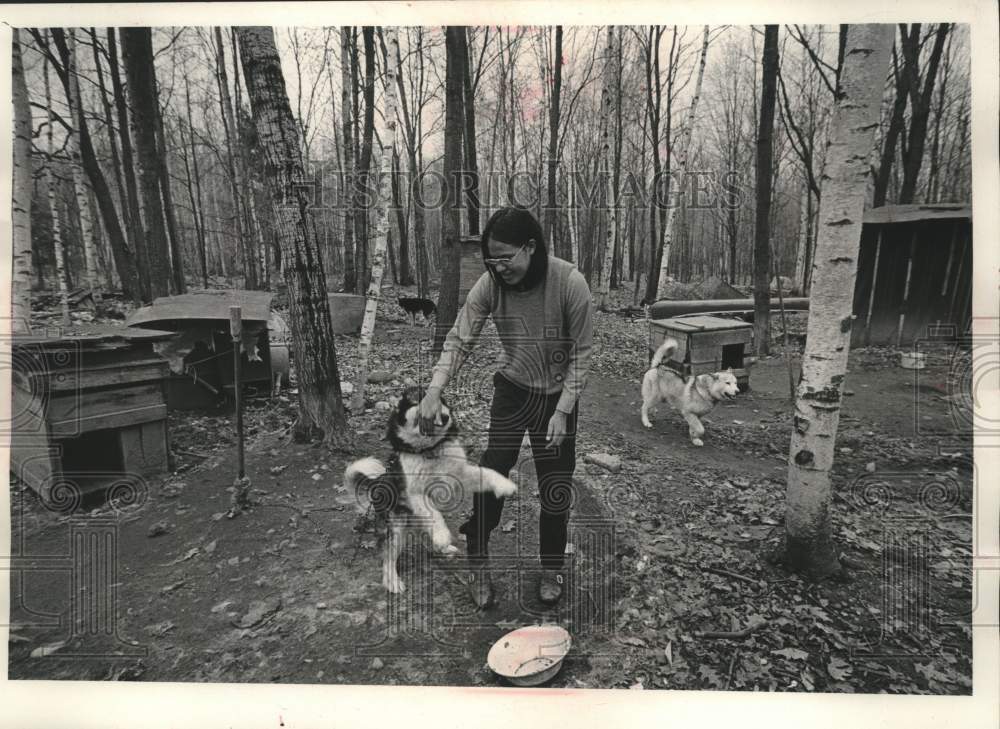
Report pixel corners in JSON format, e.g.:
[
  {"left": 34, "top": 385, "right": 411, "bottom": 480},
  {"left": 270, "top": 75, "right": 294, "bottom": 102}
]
[{"left": 419, "top": 207, "right": 593, "bottom": 609}]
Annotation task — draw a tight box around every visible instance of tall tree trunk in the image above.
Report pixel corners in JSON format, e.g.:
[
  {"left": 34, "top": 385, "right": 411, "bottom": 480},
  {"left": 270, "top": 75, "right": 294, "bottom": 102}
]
[
  {"left": 43, "top": 44, "right": 71, "bottom": 324},
  {"left": 340, "top": 27, "right": 357, "bottom": 292},
  {"left": 785, "top": 23, "right": 894, "bottom": 580},
  {"left": 598, "top": 26, "right": 617, "bottom": 310},
  {"left": 102, "top": 28, "right": 146, "bottom": 301},
  {"left": 121, "top": 27, "right": 172, "bottom": 299},
  {"left": 90, "top": 28, "right": 128, "bottom": 254},
  {"left": 152, "top": 74, "right": 186, "bottom": 294},
  {"left": 236, "top": 26, "right": 351, "bottom": 446},
  {"left": 391, "top": 148, "right": 413, "bottom": 285},
  {"left": 656, "top": 26, "right": 709, "bottom": 296},
  {"left": 12, "top": 29, "right": 33, "bottom": 331},
  {"left": 753, "top": 25, "right": 780, "bottom": 356},
  {"left": 567, "top": 139, "right": 578, "bottom": 264},
  {"left": 353, "top": 28, "right": 400, "bottom": 411},
  {"left": 352, "top": 27, "right": 376, "bottom": 292},
  {"left": 872, "top": 28, "right": 918, "bottom": 207},
  {"left": 610, "top": 28, "right": 624, "bottom": 288},
  {"left": 232, "top": 27, "right": 262, "bottom": 283},
  {"left": 64, "top": 30, "right": 101, "bottom": 302},
  {"left": 643, "top": 26, "right": 667, "bottom": 303},
  {"left": 544, "top": 27, "right": 564, "bottom": 252},
  {"left": 215, "top": 26, "right": 253, "bottom": 289},
  {"left": 899, "top": 23, "right": 951, "bottom": 204},
  {"left": 460, "top": 27, "right": 481, "bottom": 235},
  {"left": 387, "top": 29, "right": 427, "bottom": 294},
  {"left": 183, "top": 74, "right": 209, "bottom": 288},
  {"left": 434, "top": 27, "right": 466, "bottom": 355}
]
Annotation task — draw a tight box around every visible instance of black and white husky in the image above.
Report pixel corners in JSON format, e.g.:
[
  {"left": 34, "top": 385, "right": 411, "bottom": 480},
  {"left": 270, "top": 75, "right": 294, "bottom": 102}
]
[{"left": 343, "top": 387, "right": 517, "bottom": 594}]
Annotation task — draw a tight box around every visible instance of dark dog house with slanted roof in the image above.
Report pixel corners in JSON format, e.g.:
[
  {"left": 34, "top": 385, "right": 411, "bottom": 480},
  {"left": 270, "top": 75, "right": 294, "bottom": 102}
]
[
  {"left": 125, "top": 290, "right": 279, "bottom": 409},
  {"left": 851, "top": 204, "right": 972, "bottom": 347}
]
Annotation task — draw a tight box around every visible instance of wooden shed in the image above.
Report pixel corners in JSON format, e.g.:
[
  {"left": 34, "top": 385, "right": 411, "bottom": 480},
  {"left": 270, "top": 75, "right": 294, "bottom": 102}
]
[{"left": 851, "top": 204, "right": 972, "bottom": 347}]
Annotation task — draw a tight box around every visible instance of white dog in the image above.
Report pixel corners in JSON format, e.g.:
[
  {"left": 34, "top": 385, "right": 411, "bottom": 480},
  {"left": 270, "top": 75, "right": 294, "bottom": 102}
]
[
  {"left": 640, "top": 338, "right": 740, "bottom": 446},
  {"left": 343, "top": 387, "right": 517, "bottom": 594}
]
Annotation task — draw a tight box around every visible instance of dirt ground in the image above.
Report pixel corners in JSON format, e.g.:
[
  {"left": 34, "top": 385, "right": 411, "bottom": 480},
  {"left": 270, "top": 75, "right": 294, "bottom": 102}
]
[{"left": 8, "top": 299, "right": 974, "bottom": 692}]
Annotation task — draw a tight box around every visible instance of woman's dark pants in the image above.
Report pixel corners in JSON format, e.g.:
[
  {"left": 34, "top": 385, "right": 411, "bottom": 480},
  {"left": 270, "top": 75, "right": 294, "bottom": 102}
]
[{"left": 459, "top": 373, "right": 578, "bottom": 570}]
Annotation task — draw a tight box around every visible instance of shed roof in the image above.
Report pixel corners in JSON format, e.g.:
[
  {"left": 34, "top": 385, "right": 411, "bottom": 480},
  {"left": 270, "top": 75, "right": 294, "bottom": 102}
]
[
  {"left": 126, "top": 290, "right": 273, "bottom": 328},
  {"left": 12, "top": 323, "right": 177, "bottom": 350},
  {"left": 863, "top": 204, "right": 971, "bottom": 225}
]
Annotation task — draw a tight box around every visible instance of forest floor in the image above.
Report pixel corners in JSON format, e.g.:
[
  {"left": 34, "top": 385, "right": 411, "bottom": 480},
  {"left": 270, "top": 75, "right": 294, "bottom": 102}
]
[{"left": 8, "top": 286, "right": 975, "bottom": 693}]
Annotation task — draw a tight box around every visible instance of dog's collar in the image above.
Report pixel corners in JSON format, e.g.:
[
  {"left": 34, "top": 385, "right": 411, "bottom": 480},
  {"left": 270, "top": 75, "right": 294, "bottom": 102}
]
[{"left": 395, "top": 438, "right": 448, "bottom": 457}]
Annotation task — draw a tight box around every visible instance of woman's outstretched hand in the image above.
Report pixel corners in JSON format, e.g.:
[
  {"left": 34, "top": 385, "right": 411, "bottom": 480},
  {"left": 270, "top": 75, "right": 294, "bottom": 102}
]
[{"left": 419, "top": 388, "right": 443, "bottom": 434}]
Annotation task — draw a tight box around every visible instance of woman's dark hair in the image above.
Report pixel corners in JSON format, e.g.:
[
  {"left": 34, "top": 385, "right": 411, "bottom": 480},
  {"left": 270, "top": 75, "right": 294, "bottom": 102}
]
[{"left": 480, "top": 206, "right": 549, "bottom": 291}]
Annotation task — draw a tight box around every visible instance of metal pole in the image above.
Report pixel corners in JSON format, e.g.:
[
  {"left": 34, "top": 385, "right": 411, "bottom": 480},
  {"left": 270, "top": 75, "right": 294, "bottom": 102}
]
[{"left": 230, "top": 305, "right": 244, "bottom": 479}]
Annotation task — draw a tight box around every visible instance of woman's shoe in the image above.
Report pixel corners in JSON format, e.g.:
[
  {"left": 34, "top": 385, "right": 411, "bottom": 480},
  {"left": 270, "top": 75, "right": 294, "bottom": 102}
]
[
  {"left": 538, "top": 569, "right": 564, "bottom": 605},
  {"left": 466, "top": 568, "right": 495, "bottom": 610}
]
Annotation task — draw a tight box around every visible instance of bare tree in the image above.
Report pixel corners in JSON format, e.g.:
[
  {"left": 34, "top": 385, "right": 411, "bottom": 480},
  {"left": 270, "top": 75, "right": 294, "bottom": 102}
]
[
  {"left": 340, "top": 27, "right": 357, "bottom": 293},
  {"left": 872, "top": 25, "right": 918, "bottom": 207},
  {"left": 42, "top": 38, "right": 71, "bottom": 324},
  {"left": 655, "top": 25, "right": 710, "bottom": 296},
  {"left": 12, "top": 29, "right": 33, "bottom": 331},
  {"left": 64, "top": 30, "right": 102, "bottom": 301},
  {"left": 214, "top": 26, "right": 254, "bottom": 288},
  {"left": 784, "top": 24, "right": 894, "bottom": 580},
  {"left": 353, "top": 27, "right": 401, "bottom": 411},
  {"left": 122, "top": 27, "right": 173, "bottom": 299},
  {"left": 597, "top": 26, "right": 618, "bottom": 310},
  {"left": 899, "top": 23, "right": 951, "bottom": 203},
  {"left": 236, "top": 26, "right": 351, "bottom": 446},
  {"left": 753, "top": 25, "right": 780, "bottom": 356},
  {"left": 353, "top": 27, "right": 377, "bottom": 291},
  {"left": 461, "top": 27, "right": 481, "bottom": 235},
  {"left": 542, "top": 27, "right": 563, "bottom": 250},
  {"left": 104, "top": 28, "right": 147, "bottom": 299},
  {"left": 434, "top": 27, "right": 467, "bottom": 355}
]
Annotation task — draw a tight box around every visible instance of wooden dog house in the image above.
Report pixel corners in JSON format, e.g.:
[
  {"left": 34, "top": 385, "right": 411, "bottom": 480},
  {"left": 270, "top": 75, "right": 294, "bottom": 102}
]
[
  {"left": 9, "top": 324, "right": 175, "bottom": 500},
  {"left": 649, "top": 315, "right": 754, "bottom": 389}
]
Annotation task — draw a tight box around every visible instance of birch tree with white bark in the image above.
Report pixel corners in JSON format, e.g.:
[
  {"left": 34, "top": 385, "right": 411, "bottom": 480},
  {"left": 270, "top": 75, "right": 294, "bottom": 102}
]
[
  {"left": 352, "top": 27, "right": 400, "bottom": 412},
  {"left": 43, "top": 41, "right": 71, "bottom": 326},
  {"left": 655, "top": 25, "right": 709, "bottom": 296},
  {"left": 597, "top": 26, "right": 618, "bottom": 310},
  {"left": 784, "top": 23, "right": 895, "bottom": 580},
  {"left": 12, "top": 29, "right": 33, "bottom": 332}
]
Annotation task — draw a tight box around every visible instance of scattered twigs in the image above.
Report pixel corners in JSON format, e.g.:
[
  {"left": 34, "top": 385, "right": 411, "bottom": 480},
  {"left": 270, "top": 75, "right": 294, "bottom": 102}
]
[
  {"left": 703, "top": 565, "right": 763, "bottom": 587},
  {"left": 695, "top": 621, "right": 768, "bottom": 640},
  {"left": 725, "top": 649, "right": 741, "bottom": 689}
]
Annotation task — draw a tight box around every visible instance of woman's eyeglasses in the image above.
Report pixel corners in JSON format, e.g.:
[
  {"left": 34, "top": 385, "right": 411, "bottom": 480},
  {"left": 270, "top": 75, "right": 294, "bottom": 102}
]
[{"left": 484, "top": 244, "right": 527, "bottom": 270}]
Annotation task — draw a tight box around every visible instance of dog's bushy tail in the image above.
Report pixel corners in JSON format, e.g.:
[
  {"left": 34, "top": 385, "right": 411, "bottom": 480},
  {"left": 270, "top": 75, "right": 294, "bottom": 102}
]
[
  {"left": 344, "top": 457, "right": 388, "bottom": 512},
  {"left": 649, "top": 337, "right": 678, "bottom": 370}
]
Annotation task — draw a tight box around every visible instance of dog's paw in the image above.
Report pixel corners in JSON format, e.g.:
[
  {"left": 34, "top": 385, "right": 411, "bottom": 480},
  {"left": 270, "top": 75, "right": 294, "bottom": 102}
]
[
  {"left": 439, "top": 544, "right": 460, "bottom": 558},
  {"left": 383, "top": 575, "right": 406, "bottom": 594},
  {"left": 431, "top": 528, "right": 454, "bottom": 552},
  {"left": 691, "top": 438, "right": 704, "bottom": 447},
  {"left": 642, "top": 420, "right": 653, "bottom": 429},
  {"left": 493, "top": 478, "right": 517, "bottom": 498}
]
